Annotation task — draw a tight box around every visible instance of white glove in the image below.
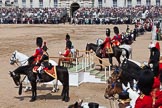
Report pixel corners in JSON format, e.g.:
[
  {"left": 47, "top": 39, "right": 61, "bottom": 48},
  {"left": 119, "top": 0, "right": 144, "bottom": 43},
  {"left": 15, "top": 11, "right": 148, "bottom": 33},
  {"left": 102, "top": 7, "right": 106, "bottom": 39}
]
[
  {"left": 149, "top": 63, "right": 153, "bottom": 68},
  {"left": 59, "top": 51, "right": 62, "bottom": 55},
  {"left": 143, "top": 61, "right": 148, "bottom": 66},
  {"left": 122, "top": 83, "right": 130, "bottom": 91},
  {"left": 122, "top": 83, "right": 128, "bottom": 91}
]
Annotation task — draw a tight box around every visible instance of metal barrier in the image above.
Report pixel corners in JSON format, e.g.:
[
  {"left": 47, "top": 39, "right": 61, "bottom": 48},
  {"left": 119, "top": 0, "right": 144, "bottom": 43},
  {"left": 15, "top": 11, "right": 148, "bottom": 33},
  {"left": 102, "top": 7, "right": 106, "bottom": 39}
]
[{"left": 50, "top": 49, "right": 111, "bottom": 81}]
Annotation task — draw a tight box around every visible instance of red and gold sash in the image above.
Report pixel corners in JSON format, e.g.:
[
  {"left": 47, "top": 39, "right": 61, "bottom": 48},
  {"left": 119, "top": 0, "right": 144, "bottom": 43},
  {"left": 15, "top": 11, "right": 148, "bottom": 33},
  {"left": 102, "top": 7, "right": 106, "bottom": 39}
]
[{"left": 44, "top": 66, "right": 57, "bottom": 79}]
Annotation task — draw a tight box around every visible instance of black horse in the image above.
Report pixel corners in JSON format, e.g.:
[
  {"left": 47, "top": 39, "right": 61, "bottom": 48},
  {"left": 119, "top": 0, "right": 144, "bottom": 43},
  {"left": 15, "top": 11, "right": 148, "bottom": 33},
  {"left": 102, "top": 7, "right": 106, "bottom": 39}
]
[
  {"left": 86, "top": 43, "right": 123, "bottom": 70},
  {"left": 113, "top": 58, "right": 151, "bottom": 87},
  {"left": 10, "top": 64, "right": 69, "bottom": 102}
]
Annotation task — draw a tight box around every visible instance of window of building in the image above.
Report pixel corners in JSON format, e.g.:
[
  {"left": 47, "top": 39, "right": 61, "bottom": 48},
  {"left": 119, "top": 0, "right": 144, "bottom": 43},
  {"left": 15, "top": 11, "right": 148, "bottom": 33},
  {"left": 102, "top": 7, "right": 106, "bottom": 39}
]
[
  {"left": 0, "top": 0, "right": 2, "bottom": 6},
  {"left": 127, "top": 0, "right": 132, "bottom": 7},
  {"left": 156, "top": 0, "right": 160, "bottom": 6},
  {"left": 39, "top": 0, "right": 43, "bottom": 8},
  {"left": 22, "top": 0, "right": 26, "bottom": 7},
  {"left": 146, "top": 0, "right": 151, "bottom": 6},
  {"left": 113, "top": 0, "right": 117, "bottom": 7},
  {"left": 5, "top": 0, "right": 11, "bottom": 6},
  {"left": 53, "top": 0, "right": 57, "bottom": 7},
  {"left": 30, "top": 0, "right": 33, "bottom": 8},
  {"left": 98, "top": 0, "right": 102, "bottom": 7},
  {"left": 14, "top": 0, "right": 18, "bottom": 2},
  {"left": 92, "top": 0, "right": 94, "bottom": 7},
  {"left": 137, "top": 0, "right": 141, "bottom": 5}
]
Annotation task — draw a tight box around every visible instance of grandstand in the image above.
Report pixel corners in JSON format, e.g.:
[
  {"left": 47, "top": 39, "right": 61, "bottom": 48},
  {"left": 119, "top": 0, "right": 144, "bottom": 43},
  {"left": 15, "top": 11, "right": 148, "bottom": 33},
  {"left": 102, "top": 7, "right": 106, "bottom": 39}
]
[{"left": 0, "top": 0, "right": 161, "bottom": 17}]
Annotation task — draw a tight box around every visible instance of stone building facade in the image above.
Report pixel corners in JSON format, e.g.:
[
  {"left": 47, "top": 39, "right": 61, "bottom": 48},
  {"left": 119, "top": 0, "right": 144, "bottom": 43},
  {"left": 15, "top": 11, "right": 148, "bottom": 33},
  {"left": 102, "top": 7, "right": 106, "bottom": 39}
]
[
  {"left": 0, "top": 0, "right": 162, "bottom": 17},
  {"left": 0, "top": 0, "right": 162, "bottom": 8}
]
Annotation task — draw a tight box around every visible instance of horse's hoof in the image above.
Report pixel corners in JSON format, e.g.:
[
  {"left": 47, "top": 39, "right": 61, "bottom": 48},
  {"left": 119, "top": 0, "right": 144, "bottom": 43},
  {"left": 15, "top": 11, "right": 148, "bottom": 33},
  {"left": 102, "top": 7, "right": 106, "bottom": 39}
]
[
  {"left": 30, "top": 97, "right": 36, "bottom": 102},
  {"left": 62, "top": 97, "right": 65, "bottom": 101},
  {"left": 51, "top": 88, "right": 59, "bottom": 93},
  {"left": 64, "top": 97, "right": 70, "bottom": 102},
  {"left": 51, "top": 90, "right": 56, "bottom": 93},
  {"left": 24, "top": 87, "right": 31, "bottom": 92}
]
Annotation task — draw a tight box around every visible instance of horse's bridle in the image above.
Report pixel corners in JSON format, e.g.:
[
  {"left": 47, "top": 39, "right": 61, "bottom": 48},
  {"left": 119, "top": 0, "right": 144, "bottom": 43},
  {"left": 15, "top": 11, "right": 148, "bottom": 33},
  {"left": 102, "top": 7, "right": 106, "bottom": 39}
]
[
  {"left": 10, "top": 52, "right": 28, "bottom": 66},
  {"left": 10, "top": 52, "right": 18, "bottom": 65}
]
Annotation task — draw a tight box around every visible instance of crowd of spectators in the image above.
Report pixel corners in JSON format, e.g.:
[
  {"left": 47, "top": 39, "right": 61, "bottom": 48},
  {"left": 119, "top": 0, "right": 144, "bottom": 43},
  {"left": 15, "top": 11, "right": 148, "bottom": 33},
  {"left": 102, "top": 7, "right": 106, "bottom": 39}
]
[
  {"left": 0, "top": 5, "right": 162, "bottom": 24},
  {"left": 71, "top": 6, "right": 162, "bottom": 24},
  {"left": 0, "top": 8, "right": 67, "bottom": 24}
]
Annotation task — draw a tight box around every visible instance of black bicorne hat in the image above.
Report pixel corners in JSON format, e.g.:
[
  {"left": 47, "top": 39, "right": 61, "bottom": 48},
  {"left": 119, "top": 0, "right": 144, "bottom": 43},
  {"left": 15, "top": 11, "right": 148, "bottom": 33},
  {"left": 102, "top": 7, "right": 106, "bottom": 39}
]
[
  {"left": 42, "top": 42, "right": 48, "bottom": 51},
  {"left": 66, "top": 33, "right": 70, "bottom": 40},
  {"left": 36, "top": 37, "right": 43, "bottom": 47}
]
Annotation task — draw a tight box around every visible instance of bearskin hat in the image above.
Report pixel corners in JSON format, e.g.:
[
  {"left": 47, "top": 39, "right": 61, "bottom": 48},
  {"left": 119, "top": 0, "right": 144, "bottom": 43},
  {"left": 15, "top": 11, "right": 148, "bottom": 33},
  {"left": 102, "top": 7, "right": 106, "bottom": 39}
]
[
  {"left": 106, "top": 28, "right": 110, "bottom": 36},
  {"left": 137, "top": 69, "right": 154, "bottom": 96},
  {"left": 66, "top": 33, "right": 70, "bottom": 40},
  {"left": 36, "top": 37, "right": 43, "bottom": 47},
  {"left": 113, "top": 26, "right": 119, "bottom": 34}
]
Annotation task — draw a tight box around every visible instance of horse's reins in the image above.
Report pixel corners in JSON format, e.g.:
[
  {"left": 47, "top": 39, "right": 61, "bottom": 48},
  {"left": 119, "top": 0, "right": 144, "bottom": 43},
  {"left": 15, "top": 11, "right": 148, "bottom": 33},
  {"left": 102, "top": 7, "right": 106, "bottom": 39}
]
[{"left": 20, "top": 75, "right": 27, "bottom": 84}]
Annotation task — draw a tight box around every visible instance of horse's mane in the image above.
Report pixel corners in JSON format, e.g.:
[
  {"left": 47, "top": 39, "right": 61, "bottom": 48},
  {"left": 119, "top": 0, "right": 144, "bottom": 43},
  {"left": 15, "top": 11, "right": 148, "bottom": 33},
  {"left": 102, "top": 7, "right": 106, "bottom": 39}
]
[
  {"left": 127, "top": 59, "right": 141, "bottom": 67},
  {"left": 121, "top": 58, "right": 142, "bottom": 81},
  {"left": 15, "top": 50, "right": 29, "bottom": 59},
  {"left": 14, "top": 65, "right": 32, "bottom": 74},
  {"left": 86, "top": 43, "right": 98, "bottom": 52},
  {"left": 87, "top": 43, "right": 98, "bottom": 46}
]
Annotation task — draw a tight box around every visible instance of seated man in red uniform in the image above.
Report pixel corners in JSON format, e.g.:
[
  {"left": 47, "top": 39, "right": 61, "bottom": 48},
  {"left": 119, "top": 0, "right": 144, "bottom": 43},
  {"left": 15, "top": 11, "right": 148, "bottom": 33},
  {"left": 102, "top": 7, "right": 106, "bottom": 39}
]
[
  {"left": 135, "top": 69, "right": 154, "bottom": 108},
  {"left": 100, "top": 28, "right": 112, "bottom": 57},
  {"left": 58, "top": 45, "right": 71, "bottom": 66},
  {"left": 111, "top": 26, "right": 122, "bottom": 46}
]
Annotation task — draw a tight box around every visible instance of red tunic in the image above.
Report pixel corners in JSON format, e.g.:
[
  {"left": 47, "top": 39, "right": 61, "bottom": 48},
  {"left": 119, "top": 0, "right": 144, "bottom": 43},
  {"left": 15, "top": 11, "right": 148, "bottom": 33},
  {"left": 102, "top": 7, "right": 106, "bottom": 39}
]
[
  {"left": 153, "top": 90, "right": 162, "bottom": 108},
  {"left": 103, "top": 37, "right": 111, "bottom": 49},
  {"left": 111, "top": 35, "right": 122, "bottom": 46},
  {"left": 33, "top": 47, "right": 43, "bottom": 63},
  {"left": 135, "top": 94, "right": 153, "bottom": 108},
  {"left": 62, "top": 49, "right": 71, "bottom": 61}
]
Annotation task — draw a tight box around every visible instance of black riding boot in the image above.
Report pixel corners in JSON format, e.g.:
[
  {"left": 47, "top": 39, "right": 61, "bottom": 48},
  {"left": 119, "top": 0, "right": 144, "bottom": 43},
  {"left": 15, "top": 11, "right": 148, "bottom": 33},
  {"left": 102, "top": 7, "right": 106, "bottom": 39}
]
[{"left": 37, "top": 71, "right": 43, "bottom": 82}]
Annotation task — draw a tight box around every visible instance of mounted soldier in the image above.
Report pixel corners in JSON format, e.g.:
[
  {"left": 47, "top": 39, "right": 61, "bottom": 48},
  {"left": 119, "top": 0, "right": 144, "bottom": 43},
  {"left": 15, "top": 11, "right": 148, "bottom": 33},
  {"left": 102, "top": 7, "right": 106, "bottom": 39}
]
[
  {"left": 32, "top": 37, "right": 43, "bottom": 65},
  {"left": 99, "top": 28, "right": 113, "bottom": 57},
  {"left": 111, "top": 26, "right": 122, "bottom": 46}
]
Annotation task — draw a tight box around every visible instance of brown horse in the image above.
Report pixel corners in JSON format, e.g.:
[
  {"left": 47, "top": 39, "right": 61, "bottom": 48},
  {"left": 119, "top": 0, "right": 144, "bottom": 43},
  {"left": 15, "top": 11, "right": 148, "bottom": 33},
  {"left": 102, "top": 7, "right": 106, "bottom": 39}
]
[{"left": 104, "top": 75, "right": 123, "bottom": 99}]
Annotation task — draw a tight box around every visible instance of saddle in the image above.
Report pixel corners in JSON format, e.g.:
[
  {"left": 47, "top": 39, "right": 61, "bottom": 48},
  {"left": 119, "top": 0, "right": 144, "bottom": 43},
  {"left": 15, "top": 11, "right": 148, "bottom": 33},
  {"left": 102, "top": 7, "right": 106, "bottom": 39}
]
[
  {"left": 32, "top": 65, "right": 57, "bottom": 79},
  {"left": 104, "top": 43, "right": 113, "bottom": 54},
  {"left": 104, "top": 47, "right": 113, "bottom": 54}
]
